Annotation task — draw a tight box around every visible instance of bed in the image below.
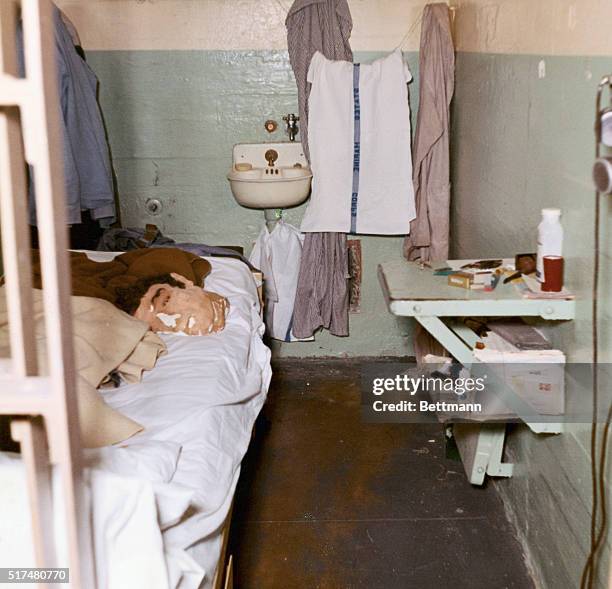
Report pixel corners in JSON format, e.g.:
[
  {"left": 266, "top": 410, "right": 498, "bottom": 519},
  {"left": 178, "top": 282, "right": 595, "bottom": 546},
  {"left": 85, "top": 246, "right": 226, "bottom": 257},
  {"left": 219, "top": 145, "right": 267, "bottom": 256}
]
[{"left": 0, "top": 252, "right": 271, "bottom": 589}]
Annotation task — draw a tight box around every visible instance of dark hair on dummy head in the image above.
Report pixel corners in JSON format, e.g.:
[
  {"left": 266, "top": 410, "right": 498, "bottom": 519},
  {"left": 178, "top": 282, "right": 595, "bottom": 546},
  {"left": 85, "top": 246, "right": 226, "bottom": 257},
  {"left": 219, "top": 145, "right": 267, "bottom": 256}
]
[{"left": 115, "top": 273, "right": 186, "bottom": 316}]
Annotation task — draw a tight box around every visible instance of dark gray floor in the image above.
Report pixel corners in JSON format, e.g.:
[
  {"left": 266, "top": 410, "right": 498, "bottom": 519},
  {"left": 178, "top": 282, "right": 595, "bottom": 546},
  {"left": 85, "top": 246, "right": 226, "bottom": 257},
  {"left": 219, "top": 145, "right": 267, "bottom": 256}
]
[{"left": 230, "top": 359, "right": 534, "bottom": 589}]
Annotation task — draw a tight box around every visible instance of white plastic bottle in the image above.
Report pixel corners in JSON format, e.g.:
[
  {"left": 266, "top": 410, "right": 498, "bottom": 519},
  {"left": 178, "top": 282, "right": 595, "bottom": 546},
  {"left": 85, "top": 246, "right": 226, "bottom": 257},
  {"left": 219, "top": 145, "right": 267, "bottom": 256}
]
[{"left": 536, "top": 208, "right": 563, "bottom": 282}]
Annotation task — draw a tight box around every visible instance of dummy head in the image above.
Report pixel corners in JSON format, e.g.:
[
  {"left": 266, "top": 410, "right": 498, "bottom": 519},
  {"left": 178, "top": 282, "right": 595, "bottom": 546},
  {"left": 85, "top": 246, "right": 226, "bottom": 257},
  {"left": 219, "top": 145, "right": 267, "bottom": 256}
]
[{"left": 115, "top": 273, "right": 228, "bottom": 336}]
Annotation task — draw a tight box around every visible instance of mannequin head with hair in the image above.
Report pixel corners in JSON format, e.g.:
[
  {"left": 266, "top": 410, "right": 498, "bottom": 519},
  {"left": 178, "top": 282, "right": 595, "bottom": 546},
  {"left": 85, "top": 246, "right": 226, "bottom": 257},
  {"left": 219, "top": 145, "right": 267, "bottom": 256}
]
[{"left": 116, "top": 272, "right": 228, "bottom": 336}]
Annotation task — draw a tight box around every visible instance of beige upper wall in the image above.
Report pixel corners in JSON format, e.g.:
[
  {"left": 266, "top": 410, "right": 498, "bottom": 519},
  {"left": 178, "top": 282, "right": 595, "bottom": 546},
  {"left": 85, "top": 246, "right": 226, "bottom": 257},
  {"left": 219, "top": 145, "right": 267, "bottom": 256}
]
[
  {"left": 57, "top": 0, "right": 612, "bottom": 56},
  {"left": 54, "top": 0, "right": 429, "bottom": 52},
  {"left": 453, "top": 0, "right": 612, "bottom": 55}
]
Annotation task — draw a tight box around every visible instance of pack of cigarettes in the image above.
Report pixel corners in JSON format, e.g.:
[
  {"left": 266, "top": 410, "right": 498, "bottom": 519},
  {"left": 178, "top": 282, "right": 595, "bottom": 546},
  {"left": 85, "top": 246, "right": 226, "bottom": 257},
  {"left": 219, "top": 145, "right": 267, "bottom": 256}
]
[
  {"left": 448, "top": 271, "right": 474, "bottom": 289},
  {"left": 448, "top": 270, "right": 495, "bottom": 290}
]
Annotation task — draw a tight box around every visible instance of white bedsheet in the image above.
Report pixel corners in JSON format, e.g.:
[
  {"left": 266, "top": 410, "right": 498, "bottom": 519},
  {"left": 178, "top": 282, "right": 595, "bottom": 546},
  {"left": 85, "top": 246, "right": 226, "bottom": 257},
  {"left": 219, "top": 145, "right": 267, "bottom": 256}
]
[{"left": 0, "top": 255, "right": 272, "bottom": 589}]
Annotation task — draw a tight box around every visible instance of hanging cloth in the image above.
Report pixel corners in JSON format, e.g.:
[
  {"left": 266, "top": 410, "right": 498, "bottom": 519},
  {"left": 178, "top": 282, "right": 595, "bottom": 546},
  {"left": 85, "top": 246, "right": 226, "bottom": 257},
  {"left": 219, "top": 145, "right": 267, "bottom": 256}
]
[
  {"left": 17, "top": 5, "right": 116, "bottom": 226},
  {"left": 286, "top": 0, "right": 353, "bottom": 161},
  {"left": 301, "top": 49, "right": 416, "bottom": 235},
  {"left": 249, "top": 221, "right": 310, "bottom": 342},
  {"left": 403, "top": 3, "right": 455, "bottom": 262},
  {"left": 292, "top": 231, "right": 348, "bottom": 339},
  {"left": 286, "top": 0, "right": 352, "bottom": 339}
]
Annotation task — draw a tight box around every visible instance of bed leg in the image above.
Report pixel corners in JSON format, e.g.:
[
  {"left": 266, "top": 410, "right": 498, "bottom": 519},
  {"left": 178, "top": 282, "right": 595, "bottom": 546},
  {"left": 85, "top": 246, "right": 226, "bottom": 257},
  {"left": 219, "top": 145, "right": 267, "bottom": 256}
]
[{"left": 224, "top": 555, "right": 234, "bottom": 589}]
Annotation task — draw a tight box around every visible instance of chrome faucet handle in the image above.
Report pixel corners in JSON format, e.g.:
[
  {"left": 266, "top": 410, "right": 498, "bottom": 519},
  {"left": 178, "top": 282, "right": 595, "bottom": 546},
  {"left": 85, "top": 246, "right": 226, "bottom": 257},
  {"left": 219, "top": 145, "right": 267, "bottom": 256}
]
[{"left": 283, "top": 114, "right": 300, "bottom": 141}]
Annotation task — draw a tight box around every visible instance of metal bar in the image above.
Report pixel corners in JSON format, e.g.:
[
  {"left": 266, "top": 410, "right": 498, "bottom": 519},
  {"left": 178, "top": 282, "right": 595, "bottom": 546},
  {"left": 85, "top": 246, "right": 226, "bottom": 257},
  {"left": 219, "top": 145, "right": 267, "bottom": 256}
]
[
  {"left": 0, "top": 109, "right": 38, "bottom": 376},
  {"left": 454, "top": 423, "right": 513, "bottom": 485},
  {"left": 448, "top": 5, "right": 457, "bottom": 44},
  {"left": 0, "top": 1, "right": 96, "bottom": 586},
  {"left": 0, "top": 374, "right": 53, "bottom": 415},
  {"left": 19, "top": 0, "right": 94, "bottom": 585},
  {"left": 415, "top": 315, "right": 475, "bottom": 366},
  {"left": 0, "top": 0, "right": 37, "bottom": 380},
  {"left": 213, "top": 502, "right": 235, "bottom": 589},
  {"left": 453, "top": 424, "right": 488, "bottom": 485},
  {"left": 0, "top": 76, "right": 29, "bottom": 105},
  {"left": 11, "top": 418, "right": 56, "bottom": 582},
  {"left": 389, "top": 298, "right": 576, "bottom": 320},
  {"left": 484, "top": 425, "right": 513, "bottom": 478},
  {"left": 0, "top": 1, "right": 21, "bottom": 75},
  {"left": 448, "top": 320, "right": 482, "bottom": 349},
  {"left": 526, "top": 421, "right": 563, "bottom": 435}
]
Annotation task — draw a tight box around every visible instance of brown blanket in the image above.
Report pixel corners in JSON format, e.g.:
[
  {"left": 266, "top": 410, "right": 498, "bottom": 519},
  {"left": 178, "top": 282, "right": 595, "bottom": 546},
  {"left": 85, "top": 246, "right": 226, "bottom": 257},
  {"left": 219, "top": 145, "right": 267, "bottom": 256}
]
[{"left": 31, "top": 248, "right": 212, "bottom": 305}]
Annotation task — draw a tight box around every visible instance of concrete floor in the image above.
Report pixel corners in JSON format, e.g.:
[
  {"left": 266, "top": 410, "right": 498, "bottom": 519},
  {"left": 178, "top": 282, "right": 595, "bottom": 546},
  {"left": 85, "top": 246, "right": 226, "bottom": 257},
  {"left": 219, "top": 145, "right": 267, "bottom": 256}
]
[{"left": 230, "top": 359, "right": 535, "bottom": 589}]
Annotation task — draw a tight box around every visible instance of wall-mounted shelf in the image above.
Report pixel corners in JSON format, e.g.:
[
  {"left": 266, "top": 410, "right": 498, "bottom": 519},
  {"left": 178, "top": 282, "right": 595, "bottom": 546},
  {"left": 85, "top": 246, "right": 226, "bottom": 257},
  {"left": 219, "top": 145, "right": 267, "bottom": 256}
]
[{"left": 378, "top": 259, "right": 575, "bottom": 486}]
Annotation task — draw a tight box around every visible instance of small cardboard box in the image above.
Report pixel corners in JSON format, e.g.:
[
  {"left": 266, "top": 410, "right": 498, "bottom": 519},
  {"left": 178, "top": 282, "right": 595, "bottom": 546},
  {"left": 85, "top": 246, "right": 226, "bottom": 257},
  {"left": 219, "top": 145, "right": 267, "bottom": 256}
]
[
  {"left": 448, "top": 271, "right": 473, "bottom": 289},
  {"left": 475, "top": 332, "right": 565, "bottom": 417}
]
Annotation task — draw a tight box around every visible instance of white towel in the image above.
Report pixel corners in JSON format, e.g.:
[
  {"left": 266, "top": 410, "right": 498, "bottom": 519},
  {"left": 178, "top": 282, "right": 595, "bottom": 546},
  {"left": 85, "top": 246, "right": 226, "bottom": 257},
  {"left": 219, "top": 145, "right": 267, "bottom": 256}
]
[{"left": 301, "top": 49, "right": 416, "bottom": 235}]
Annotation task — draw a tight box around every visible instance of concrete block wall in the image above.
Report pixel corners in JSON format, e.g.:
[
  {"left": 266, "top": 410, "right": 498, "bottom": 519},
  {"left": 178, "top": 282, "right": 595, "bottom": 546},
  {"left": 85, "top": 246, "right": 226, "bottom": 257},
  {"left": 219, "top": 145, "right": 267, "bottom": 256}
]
[{"left": 451, "top": 1, "right": 612, "bottom": 586}]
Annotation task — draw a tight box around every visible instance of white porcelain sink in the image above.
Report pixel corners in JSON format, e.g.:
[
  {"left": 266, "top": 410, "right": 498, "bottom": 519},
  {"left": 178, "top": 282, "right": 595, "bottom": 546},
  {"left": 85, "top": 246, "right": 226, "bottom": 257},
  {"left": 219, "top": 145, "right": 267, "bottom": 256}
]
[{"left": 227, "top": 142, "right": 312, "bottom": 209}]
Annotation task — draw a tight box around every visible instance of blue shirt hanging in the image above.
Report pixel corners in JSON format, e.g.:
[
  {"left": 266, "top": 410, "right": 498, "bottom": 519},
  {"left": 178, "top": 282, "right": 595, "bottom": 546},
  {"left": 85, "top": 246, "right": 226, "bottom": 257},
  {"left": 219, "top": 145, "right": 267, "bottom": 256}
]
[{"left": 17, "top": 5, "right": 115, "bottom": 226}]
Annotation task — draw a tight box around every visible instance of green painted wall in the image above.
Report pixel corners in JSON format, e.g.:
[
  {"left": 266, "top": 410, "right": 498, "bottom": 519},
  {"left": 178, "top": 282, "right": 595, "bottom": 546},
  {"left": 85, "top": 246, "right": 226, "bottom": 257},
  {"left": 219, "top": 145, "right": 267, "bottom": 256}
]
[
  {"left": 87, "top": 50, "right": 419, "bottom": 358},
  {"left": 452, "top": 52, "right": 612, "bottom": 587}
]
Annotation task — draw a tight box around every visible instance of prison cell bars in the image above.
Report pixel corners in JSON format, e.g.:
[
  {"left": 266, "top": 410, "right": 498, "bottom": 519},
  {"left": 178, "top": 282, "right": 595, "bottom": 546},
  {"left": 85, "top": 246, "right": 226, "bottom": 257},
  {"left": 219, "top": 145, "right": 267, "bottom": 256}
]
[{"left": 0, "top": 1, "right": 94, "bottom": 587}]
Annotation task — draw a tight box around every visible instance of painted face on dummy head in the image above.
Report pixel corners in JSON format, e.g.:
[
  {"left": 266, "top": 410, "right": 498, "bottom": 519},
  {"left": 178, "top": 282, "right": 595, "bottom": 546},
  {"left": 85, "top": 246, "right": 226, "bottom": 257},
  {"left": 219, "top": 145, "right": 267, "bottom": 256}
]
[{"left": 133, "top": 273, "right": 228, "bottom": 336}]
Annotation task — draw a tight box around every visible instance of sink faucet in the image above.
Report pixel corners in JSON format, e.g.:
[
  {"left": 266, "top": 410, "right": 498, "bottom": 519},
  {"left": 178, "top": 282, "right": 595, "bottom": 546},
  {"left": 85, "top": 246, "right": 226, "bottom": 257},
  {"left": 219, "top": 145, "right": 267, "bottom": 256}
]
[{"left": 283, "top": 114, "right": 300, "bottom": 142}]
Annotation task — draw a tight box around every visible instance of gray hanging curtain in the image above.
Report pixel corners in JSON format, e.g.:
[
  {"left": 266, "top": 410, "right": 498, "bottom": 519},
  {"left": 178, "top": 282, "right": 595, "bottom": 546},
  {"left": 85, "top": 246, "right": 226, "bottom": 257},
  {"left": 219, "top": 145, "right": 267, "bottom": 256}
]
[
  {"left": 286, "top": 0, "right": 352, "bottom": 338},
  {"left": 403, "top": 3, "right": 455, "bottom": 262}
]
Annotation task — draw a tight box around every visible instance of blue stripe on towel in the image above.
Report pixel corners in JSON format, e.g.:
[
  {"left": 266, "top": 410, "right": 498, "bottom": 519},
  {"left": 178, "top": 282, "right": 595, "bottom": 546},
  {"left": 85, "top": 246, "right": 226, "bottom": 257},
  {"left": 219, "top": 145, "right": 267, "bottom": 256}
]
[
  {"left": 285, "top": 312, "right": 294, "bottom": 342},
  {"left": 350, "top": 64, "right": 361, "bottom": 235}
]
